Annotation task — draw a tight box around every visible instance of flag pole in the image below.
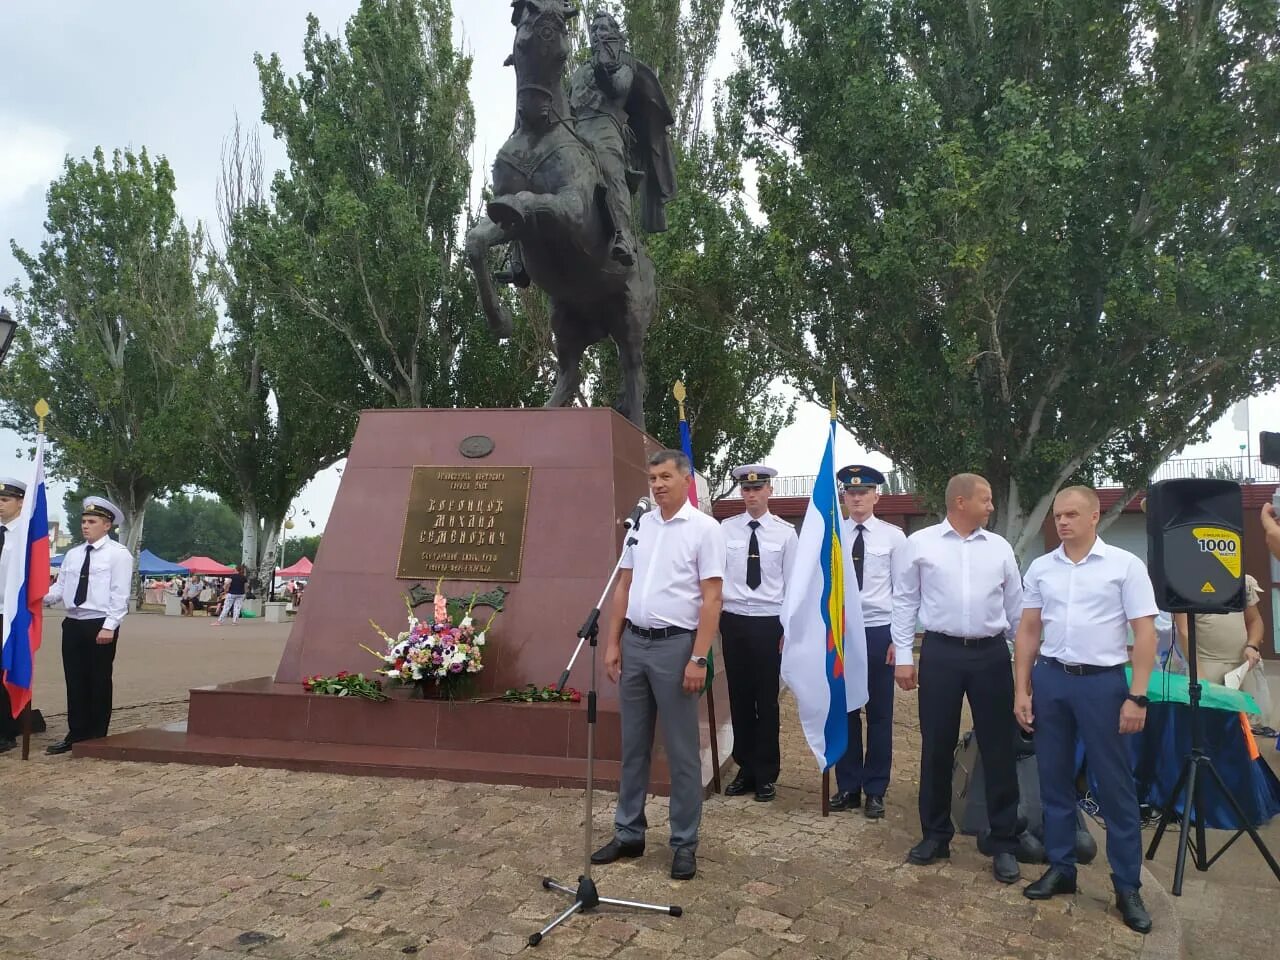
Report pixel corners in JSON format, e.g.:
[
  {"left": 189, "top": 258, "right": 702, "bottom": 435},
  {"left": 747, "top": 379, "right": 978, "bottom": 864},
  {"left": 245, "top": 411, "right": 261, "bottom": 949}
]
[
  {"left": 822, "top": 379, "right": 835, "bottom": 813},
  {"left": 19, "top": 399, "right": 50, "bottom": 760},
  {"left": 674, "top": 381, "right": 722, "bottom": 794}
]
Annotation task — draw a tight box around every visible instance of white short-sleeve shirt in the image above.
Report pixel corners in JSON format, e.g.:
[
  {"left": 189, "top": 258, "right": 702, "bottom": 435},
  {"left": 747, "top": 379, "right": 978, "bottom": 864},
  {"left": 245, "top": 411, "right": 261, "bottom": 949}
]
[
  {"left": 1023, "top": 537, "right": 1159, "bottom": 666},
  {"left": 622, "top": 500, "right": 726, "bottom": 630}
]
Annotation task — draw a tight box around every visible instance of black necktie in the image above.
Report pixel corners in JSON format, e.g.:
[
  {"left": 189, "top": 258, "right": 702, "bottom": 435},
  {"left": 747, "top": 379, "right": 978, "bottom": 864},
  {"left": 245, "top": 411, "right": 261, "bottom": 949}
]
[
  {"left": 746, "top": 520, "right": 762, "bottom": 590},
  {"left": 851, "top": 524, "right": 866, "bottom": 590},
  {"left": 0, "top": 525, "right": 6, "bottom": 562},
  {"left": 74, "top": 544, "right": 93, "bottom": 606}
]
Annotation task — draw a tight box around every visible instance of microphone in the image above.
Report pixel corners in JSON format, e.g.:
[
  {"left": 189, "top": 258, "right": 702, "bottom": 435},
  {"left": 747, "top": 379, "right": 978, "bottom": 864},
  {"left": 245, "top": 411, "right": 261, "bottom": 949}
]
[{"left": 622, "top": 497, "right": 651, "bottom": 530}]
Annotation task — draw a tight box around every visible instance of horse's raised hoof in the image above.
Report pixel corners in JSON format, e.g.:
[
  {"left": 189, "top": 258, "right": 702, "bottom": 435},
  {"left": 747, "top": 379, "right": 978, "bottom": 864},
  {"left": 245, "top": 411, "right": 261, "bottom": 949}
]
[
  {"left": 491, "top": 305, "right": 514, "bottom": 339},
  {"left": 487, "top": 198, "right": 526, "bottom": 231}
]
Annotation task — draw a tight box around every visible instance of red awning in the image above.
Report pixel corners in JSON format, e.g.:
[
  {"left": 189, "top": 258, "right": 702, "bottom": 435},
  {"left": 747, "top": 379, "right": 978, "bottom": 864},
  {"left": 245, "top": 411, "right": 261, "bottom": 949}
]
[
  {"left": 276, "top": 556, "right": 313, "bottom": 578},
  {"left": 179, "top": 555, "right": 236, "bottom": 576}
]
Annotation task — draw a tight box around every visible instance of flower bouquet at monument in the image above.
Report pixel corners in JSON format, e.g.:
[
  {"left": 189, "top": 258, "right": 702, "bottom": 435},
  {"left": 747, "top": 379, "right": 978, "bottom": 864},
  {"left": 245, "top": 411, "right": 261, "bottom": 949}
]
[{"left": 363, "top": 583, "right": 493, "bottom": 699}]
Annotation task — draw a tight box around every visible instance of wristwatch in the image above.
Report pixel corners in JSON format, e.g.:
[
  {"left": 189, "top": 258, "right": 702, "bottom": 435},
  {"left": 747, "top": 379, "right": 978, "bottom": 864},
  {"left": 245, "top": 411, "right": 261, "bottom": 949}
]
[
  {"left": 689, "top": 655, "right": 708, "bottom": 667},
  {"left": 1125, "top": 694, "right": 1150, "bottom": 708}
]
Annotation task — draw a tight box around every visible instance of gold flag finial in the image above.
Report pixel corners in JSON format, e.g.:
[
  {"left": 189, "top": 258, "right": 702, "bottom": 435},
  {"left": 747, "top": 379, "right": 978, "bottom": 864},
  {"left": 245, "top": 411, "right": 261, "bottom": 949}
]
[
  {"left": 673, "top": 380, "right": 687, "bottom": 421},
  {"left": 830, "top": 380, "right": 837, "bottom": 421},
  {"left": 35, "top": 399, "right": 50, "bottom": 435}
]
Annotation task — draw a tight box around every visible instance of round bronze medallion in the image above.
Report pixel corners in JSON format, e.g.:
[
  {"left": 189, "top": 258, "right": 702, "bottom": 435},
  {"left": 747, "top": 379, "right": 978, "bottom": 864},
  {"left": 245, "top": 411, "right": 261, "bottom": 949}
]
[{"left": 459, "top": 434, "right": 495, "bottom": 459}]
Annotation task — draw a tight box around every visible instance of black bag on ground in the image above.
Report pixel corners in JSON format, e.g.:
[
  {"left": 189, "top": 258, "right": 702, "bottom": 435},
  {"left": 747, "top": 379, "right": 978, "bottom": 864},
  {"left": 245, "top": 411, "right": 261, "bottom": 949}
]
[{"left": 952, "top": 727, "right": 1097, "bottom": 865}]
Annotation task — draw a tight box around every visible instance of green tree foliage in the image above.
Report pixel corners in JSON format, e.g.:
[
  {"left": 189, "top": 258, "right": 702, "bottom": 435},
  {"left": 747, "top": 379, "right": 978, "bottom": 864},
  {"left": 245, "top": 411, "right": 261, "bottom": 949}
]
[
  {"left": 250, "top": 0, "right": 542, "bottom": 413},
  {"left": 3, "top": 148, "right": 217, "bottom": 557},
  {"left": 574, "top": 1, "right": 792, "bottom": 486},
  {"left": 736, "top": 0, "right": 1280, "bottom": 554},
  {"left": 140, "top": 493, "right": 242, "bottom": 564},
  {"left": 204, "top": 120, "right": 361, "bottom": 596}
]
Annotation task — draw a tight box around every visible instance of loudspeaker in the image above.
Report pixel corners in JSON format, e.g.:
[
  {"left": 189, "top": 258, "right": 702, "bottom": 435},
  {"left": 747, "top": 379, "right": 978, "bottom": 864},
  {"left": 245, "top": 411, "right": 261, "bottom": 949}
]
[{"left": 1145, "top": 478, "right": 1245, "bottom": 614}]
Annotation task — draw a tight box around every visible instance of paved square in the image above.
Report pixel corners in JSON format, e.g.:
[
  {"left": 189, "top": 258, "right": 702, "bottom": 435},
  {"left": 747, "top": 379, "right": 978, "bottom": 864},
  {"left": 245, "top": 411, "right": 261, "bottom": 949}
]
[{"left": 1, "top": 614, "right": 1274, "bottom": 958}]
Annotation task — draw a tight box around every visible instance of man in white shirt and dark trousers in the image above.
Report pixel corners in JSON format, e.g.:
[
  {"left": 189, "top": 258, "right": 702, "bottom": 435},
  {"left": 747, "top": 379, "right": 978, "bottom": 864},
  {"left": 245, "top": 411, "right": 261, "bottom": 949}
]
[
  {"left": 892, "top": 473, "right": 1024, "bottom": 884},
  {"left": 0, "top": 477, "right": 28, "bottom": 752},
  {"left": 1014, "top": 486, "right": 1158, "bottom": 934},
  {"left": 44, "top": 497, "right": 134, "bottom": 755},
  {"left": 830, "top": 465, "right": 907, "bottom": 819},
  {"left": 720, "top": 464, "right": 797, "bottom": 803},
  {"left": 594, "top": 449, "right": 726, "bottom": 881}
]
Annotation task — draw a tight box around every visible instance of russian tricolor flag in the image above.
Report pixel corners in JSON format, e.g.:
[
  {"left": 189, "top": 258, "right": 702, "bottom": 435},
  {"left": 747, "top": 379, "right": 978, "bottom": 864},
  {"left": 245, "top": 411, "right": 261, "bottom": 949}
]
[
  {"left": 780, "top": 417, "right": 867, "bottom": 770},
  {"left": 2, "top": 436, "right": 49, "bottom": 718}
]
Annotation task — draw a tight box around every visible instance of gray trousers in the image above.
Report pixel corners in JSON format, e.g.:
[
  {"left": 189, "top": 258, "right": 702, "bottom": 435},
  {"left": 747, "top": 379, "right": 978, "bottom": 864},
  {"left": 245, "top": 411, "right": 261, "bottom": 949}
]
[{"left": 614, "top": 626, "right": 702, "bottom": 851}]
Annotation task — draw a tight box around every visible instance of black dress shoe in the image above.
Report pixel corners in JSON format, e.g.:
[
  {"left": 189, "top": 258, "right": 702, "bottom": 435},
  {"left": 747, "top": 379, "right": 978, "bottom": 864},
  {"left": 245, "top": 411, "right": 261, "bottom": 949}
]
[
  {"left": 864, "top": 795, "right": 885, "bottom": 819},
  {"left": 724, "top": 772, "right": 755, "bottom": 797},
  {"left": 0, "top": 737, "right": 16, "bottom": 754},
  {"left": 590, "top": 837, "right": 645, "bottom": 864},
  {"left": 1023, "top": 867, "right": 1077, "bottom": 900},
  {"left": 753, "top": 782, "right": 776, "bottom": 802},
  {"left": 829, "top": 790, "right": 861, "bottom": 811},
  {"left": 1115, "top": 889, "right": 1152, "bottom": 934},
  {"left": 671, "top": 848, "right": 696, "bottom": 880},
  {"left": 906, "top": 838, "right": 950, "bottom": 865},
  {"left": 992, "top": 851, "right": 1021, "bottom": 884},
  {"left": 45, "top": 739, "right": 74, "bottom": 756}
]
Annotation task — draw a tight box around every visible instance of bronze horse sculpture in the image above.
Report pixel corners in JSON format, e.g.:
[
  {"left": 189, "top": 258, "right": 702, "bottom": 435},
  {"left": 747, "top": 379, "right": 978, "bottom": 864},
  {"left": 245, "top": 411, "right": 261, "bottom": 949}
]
[{"left": 464, "top": 3, "right": 675, "bottom": 431}]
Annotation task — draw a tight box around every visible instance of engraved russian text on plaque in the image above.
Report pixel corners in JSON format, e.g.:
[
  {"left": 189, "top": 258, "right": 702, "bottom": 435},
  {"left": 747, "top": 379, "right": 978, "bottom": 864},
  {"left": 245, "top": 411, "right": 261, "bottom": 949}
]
[{"left": 395, "top": 466, "right": 532, "bottom": 582}]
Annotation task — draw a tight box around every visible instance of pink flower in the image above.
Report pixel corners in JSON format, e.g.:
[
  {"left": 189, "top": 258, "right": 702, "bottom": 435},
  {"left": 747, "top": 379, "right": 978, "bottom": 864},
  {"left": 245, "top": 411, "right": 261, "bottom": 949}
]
[{"left": 433, "top": 593, "right": 448, "bottom": 623}]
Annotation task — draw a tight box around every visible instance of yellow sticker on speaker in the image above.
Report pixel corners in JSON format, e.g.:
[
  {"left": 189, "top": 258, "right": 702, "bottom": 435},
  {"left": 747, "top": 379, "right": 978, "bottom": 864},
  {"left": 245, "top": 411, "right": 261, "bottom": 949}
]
[
  {"left": 1192, "top": 527, "right": 1242, "bottom": 577},
  {"left": 1201, "top": 581, "right": 1216, "bottom": 593}
]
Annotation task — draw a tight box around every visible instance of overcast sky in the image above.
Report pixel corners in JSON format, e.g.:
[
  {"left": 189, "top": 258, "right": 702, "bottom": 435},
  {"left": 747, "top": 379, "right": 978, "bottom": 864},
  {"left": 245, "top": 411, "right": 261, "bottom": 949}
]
[{"left": 1, "top": 2, "right": 1275, "bottom": 538}]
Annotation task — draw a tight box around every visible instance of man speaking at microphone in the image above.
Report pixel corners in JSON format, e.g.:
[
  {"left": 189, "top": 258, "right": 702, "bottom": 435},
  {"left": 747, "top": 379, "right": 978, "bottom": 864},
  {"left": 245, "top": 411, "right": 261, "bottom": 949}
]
[{"left": 594, "top": 449, "right": 726, "bottom": 881}]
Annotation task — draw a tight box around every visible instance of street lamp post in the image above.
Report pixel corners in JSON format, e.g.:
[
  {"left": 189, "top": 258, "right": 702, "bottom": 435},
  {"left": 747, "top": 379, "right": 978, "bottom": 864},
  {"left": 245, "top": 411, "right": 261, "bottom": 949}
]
[
  {"left": 0, "top": 307, "right": 18, "bottom": 364},
  {"left": 272, "top": 514, "right": 296, "bottom": 603}
]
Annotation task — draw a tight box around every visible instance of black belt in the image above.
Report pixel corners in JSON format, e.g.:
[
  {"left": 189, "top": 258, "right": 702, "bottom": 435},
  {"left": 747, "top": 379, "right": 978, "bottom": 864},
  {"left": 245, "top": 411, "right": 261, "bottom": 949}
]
[
  {"left": 923, "top": 630, "right": 1005, "bottom": 649},
  {"left": 1039, "top": 656, "right": 1125, "bottom": 676},
  {"left": 625, "top": 620, "right": 693, "bottom": 640}
]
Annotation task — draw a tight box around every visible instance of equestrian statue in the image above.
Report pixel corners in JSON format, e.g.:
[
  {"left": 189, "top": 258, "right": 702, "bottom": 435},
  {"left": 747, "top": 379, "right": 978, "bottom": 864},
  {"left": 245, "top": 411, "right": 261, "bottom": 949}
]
[{"left": 464, "top": 2, "right": 677, "bottom": 431}]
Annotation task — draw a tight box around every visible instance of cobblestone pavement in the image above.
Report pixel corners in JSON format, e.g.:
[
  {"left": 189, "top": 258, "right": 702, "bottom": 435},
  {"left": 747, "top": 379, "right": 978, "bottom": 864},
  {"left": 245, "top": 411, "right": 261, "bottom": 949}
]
[{"left": 0, "top": 689, "right": 1169, "bottom": 960}]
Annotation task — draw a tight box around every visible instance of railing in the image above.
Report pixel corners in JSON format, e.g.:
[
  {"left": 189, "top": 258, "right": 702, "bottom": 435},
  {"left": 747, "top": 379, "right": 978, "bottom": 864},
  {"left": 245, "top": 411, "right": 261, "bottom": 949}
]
[
  {"left": 719, "top": 456, "right": 1279, "bottom": 500},
  {"left": 1146, "top": 455, "right": 1279, "bottom": 485}
]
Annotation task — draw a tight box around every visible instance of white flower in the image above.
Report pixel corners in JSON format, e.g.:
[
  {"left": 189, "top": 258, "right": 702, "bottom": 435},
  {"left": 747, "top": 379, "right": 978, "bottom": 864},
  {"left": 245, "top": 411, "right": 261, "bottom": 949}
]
[
  {"left": 459, "top": 615, "right": 473, "bottom": 629},
  {"left": 475, "top": 632, "right": 486, "bottom": 647}
]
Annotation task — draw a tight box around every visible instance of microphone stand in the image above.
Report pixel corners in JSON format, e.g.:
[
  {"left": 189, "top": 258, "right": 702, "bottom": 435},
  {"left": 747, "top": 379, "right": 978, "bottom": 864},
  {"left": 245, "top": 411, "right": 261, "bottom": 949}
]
[
  {"left": 1145, "top": 615, "right": 1280, "bottom": 892},
  {"left": 529, "top": 521, "right": 682, "bottom": 947}
]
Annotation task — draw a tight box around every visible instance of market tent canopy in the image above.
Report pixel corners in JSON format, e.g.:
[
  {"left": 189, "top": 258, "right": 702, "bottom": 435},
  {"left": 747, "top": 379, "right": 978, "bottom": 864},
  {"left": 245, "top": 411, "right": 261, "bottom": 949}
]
[
  {"left": 180, "top": 555, "right": 236, "bottom": 576},
  {"left": 276, "top": 556, "right": 313, "bottom": 578},
  {"left": 138, "top": 549, "right": 189, "bottom": 577}
]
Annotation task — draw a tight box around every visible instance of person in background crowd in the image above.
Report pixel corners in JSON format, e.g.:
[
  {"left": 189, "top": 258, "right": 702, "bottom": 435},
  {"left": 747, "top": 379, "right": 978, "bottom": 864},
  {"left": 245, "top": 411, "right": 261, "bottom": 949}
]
[
  {"left": 1174, "top": 573, "right": 1274, "bottom": 734},
  {"left": 181, "top": 576, "right": 202, "bottom": 616},
  {"left": 215, "top": 564, "right": 249, "bottom": 625},
  {"left": 1262, "top": 503, "right": 1280, "bottom": 561}
]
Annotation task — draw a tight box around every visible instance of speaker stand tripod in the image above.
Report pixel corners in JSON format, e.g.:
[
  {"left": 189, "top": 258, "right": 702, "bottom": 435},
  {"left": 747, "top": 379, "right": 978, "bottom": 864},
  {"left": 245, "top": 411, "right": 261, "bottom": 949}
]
[
  {"left": 1145, "top": 616, "right": 1280, "bottom": 893},
  {"left": 528, "top": 531, "right": 682, "bottom": 947}
]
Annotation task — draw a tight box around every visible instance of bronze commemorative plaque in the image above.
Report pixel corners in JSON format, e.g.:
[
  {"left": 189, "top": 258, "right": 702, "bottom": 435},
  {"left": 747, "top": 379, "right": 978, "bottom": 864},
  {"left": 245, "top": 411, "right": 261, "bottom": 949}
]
[{"left": 395, "top": 466, "right": 532, "bottom": 582}]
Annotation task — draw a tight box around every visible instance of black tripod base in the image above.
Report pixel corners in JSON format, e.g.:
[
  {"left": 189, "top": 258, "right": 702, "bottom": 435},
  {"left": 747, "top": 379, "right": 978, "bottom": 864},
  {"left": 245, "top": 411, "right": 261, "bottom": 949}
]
[
  {"left": 1145, "top": 749, "right": 1280, "bottom": 895},
  {"left": 528, "top": 874, "right": 682, "bottom": 946}
]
